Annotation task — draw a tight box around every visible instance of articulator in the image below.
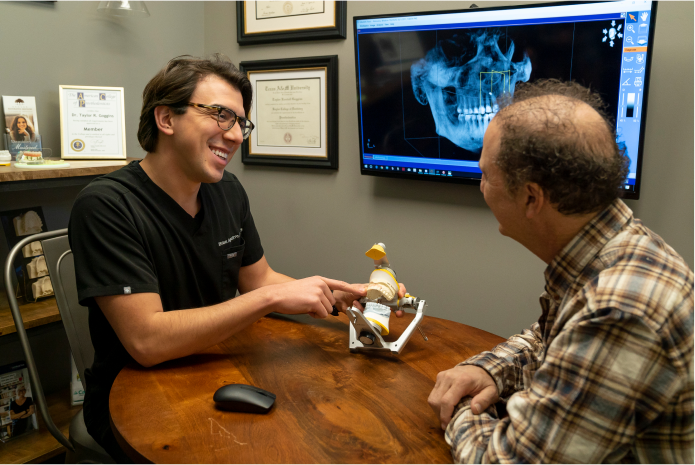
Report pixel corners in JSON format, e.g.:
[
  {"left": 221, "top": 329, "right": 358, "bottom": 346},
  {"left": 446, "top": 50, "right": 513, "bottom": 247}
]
[{"left": 347, "top": 243, "right": 427, "bottom": 354}]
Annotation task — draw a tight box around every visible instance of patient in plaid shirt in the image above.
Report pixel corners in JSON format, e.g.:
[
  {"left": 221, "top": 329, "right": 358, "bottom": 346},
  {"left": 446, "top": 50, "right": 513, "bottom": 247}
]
[{"left": 428, "top": 80, "right": 693, "bottom": 463}]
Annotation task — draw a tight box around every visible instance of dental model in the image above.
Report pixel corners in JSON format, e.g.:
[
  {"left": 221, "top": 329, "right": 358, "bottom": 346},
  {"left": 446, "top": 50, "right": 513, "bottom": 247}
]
[
  {"left": 13, "top": 210, "right": 43, "bottom": 237},
  {"left": 346, "top": 243, "right": 428, "bottom": 354},
  {"left": 32, "top": 276, "right": 54, "bottom": 299},
  {"left": 16, "top": 151, "right": 44, "bottom": 164},
  {"left": 27, "top": 255, "right": 48, "bottom": 279},
  {"left": 22, "top": 241, "right": 44, "bottom": 258}
]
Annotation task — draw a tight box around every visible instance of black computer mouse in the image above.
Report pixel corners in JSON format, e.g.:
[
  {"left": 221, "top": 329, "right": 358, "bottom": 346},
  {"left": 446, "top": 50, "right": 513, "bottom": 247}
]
[{"left": 213, "top": 383, "right": 276, "bottom": 414}]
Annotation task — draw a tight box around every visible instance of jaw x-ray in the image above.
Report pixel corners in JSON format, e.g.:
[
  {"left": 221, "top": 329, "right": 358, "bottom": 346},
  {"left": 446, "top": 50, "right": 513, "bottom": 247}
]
[
  {"left": 411, "top": 30, "right": 532, "bottom": 153},
  {"left": 357, "top": 19, "right": 624, "bottom": 165}
]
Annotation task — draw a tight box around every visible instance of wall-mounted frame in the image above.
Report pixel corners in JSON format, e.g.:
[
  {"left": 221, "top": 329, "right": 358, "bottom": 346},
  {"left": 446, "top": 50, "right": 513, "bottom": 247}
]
[
  {"left": 59, "top": 85, "right": 126, "bottom": 160},
  {"left": 237, "top": 1, "right": 346, "bottom": 46},
  {"left": 240, "top": 56, "right": 338, "bottom": 170}
]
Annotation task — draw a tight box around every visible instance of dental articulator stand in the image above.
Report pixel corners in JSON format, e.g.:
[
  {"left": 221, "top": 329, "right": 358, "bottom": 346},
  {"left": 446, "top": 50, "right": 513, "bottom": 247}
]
[{"left": 346, "top": 243, "right": 428, "bottom": 355}]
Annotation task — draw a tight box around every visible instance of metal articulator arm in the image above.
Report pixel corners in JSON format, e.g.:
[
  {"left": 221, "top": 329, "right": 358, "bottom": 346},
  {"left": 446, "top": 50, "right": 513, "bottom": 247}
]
[{"left": 347, "top": 298, "right": 427, "bottom": 354}]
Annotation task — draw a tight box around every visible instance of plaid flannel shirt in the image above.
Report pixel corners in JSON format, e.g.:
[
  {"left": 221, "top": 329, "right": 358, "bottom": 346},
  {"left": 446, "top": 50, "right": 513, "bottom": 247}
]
[{"left": 446, "top": 199, "right": 694, "bottom": 463}]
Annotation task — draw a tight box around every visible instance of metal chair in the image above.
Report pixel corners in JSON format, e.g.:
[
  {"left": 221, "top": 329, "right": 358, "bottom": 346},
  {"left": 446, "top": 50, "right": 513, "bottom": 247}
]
[{"left": 4, "top": 229, "right": 114, "bottom": 463}]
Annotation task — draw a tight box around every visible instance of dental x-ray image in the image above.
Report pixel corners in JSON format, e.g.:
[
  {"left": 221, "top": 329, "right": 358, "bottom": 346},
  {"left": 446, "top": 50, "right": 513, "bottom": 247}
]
[
  {"left": 411, "top": 30, "right": 532, "bottom": 153},
  {"left": 357, "top": 20, "right": 624, "bottom": 163}
]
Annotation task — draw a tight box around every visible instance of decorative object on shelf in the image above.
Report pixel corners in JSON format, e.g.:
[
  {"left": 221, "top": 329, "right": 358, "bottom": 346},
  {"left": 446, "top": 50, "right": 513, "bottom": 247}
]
[
  {"left": 2, "top": 96, "right": 42, "bottom": 155},
  {"left": 22, "top": 241, "right": 43, "bottom": 258},
  {"left": 12, "top": 150, "right": 70, "bottom": 169},
  {"left": 237, "top": 1, "right": 346, "bottom": 45},
  {"left": 0, "top": 361, "right": 38, "bottom": 443},
  {"left": 59, "top": 85, "right": 127, "bottom": 160},
  {"left": 0, "top": 207, "right": 50, "bottom": 304},
  {"left": 240, "top": 55, "right": 338, "bottom": 169},
  {"left": 31, "top": 277, "right": 53, "bottom": 300},
  {"left": 96, "top": 1, "right": 150, "bottom": 17},
  {"left": 26, "top": 256, "right": 48, "bottom": 280}
]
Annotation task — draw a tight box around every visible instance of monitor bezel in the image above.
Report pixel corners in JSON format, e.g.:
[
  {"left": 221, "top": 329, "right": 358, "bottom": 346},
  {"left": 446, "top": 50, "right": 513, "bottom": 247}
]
[{"left": 353, "top": 1, "right": 659, "bottom": 200}]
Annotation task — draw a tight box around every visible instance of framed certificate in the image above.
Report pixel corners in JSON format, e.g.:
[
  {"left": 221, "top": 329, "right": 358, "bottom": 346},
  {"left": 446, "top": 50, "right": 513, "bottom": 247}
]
[
  {"left": 237, "top": 1, "right": 346, "bottom": 46},
  {"left": 240, "top": 56, "right": 338, "bottom": 170},
  {"left": 58, "top": 85, "right": 127, "bottom": 160}
]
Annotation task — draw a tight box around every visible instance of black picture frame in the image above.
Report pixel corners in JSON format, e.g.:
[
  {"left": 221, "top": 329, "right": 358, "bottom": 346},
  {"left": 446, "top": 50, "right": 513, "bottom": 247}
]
[
  {"left": 237, "top": 1, "right": 347, "bottom": 46},
  {"left": 240, "top": 55, "right": 338, "bottom": 170}
]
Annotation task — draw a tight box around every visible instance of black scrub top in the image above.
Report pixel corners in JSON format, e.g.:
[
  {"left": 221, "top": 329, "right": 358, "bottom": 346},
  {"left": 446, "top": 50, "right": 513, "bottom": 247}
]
[{"left": 68, "top": 160, "right": 264, "bottom": 445}]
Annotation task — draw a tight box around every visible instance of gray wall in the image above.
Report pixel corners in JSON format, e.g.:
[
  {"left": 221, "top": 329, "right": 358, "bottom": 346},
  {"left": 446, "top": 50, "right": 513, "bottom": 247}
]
[{"left": 205, "top": 1, "right": 694, "bottom": 338}]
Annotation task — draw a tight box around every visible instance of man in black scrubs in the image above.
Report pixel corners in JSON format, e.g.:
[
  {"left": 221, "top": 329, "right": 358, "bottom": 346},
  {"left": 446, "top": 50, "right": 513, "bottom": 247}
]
[{"left": 68, "top": 54, "right": 370, "bottom": 461}]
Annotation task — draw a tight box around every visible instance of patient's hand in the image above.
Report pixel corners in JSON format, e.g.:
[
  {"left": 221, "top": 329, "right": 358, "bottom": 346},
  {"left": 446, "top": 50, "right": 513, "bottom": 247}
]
[{"left": 428, "top": 365, "right": 499, "bottom": 430}]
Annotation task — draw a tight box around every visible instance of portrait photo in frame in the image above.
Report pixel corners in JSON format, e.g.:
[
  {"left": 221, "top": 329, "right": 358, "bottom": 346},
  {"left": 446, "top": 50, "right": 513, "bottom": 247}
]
[
  {"left": 240, "top": 56, "right": 338, "bottom": 170},
  {"left": 237, "top": 1, "right": 346, "bottom": 45},
  {"left": 59, "top": 85, "right": 126, "bottom": 160}
]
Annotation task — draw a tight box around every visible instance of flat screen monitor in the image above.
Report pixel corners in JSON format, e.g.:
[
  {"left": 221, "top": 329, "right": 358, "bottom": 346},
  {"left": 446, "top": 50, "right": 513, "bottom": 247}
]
[{"left": 354, "top": 0, "right": 657, "bottom": 199}]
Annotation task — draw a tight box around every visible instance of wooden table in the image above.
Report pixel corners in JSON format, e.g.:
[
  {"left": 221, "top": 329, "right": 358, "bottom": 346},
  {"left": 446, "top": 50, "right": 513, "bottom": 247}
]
[{"left": 110, "top": 312, "right": 504, "bottom": 463}]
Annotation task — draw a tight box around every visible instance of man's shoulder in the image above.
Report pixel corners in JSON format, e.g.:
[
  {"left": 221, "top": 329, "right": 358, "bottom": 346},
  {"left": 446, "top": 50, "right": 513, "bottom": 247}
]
[
  {"left": 600, "top": 218, "right": 691, "bottom": 277},
  {"left": 591, "top": 219, "right": 693, "bottom": 331},
  {"left": 74, "top": 162, "right": 141, "bottom": 206}
]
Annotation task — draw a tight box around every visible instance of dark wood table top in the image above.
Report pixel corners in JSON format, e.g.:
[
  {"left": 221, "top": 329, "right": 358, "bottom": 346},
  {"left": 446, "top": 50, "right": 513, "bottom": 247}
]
[{"left": 110, "top": 311, "right": 505, "bottom": 463}]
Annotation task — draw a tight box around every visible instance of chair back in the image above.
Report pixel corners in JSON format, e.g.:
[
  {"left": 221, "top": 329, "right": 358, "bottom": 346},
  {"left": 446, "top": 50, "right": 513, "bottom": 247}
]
[
  {"left": 42, "top": 235, "right": 93, "bottom": 386},
  {"left": 3, "top": 229, "right": 72, "bottom": 451}
]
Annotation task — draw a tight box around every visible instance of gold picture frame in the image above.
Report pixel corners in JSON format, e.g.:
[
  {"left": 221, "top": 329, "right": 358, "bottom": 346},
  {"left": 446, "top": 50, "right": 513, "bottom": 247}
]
[{"left": 237, "top": 1, "right": 346, "bottom": 45}]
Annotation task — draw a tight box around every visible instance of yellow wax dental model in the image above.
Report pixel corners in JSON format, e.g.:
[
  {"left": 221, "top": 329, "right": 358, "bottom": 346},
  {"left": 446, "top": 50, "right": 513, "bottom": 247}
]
[{"left": 346, "top": 243, "right": 428, "bottom": 355}]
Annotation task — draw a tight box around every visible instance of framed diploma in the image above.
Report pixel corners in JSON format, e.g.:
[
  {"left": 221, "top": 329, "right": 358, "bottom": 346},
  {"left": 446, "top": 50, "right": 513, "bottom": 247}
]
[
  {"left": 237, "top": 1, "right": 346, "bottom": 45},
  {"left": 240, "top": 56, "right": 338, "bottom": 170},
  {"left": 58, "top": 85, "right": 126, "bottom": 160}
]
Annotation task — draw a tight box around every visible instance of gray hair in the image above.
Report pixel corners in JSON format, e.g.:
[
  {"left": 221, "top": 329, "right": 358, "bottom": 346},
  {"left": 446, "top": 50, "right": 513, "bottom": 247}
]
[{"left": 494, "top": 79, "right": 629, "bottom": 215}]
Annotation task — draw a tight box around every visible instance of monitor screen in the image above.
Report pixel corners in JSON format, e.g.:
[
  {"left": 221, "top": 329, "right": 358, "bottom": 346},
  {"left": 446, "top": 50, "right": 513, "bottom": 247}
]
[{"left": 353, "top": 0, "right": 657, "bottom": 199}]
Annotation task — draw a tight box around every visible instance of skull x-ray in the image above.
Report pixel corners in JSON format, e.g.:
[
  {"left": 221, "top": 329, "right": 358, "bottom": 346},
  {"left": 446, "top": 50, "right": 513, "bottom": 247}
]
[{"left": 411, "top": 30, "right": 532, "bottom": 153}]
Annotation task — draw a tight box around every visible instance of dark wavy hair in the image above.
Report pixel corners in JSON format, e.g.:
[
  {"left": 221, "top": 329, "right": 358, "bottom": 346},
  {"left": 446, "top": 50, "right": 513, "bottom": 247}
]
[
  {"left": 137, "top": 54, "right": 253, "bottom": 153},
  {"left": 10, "top": 115, "right": 35, "bottom": 141},
  {"left": 494, "top": 79, "right": 629, "bottom": 215}
]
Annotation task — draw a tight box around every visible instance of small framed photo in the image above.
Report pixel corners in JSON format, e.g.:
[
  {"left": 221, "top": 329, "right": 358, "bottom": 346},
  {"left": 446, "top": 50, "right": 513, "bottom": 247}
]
[
  {"left": 237, "top": 1, "right": 347, "bottom": 46},
  {"left": 240, "top": 56, "right": 338, "bottom": 170},
  {"left": 59, "top": 85, "right": 127, "bottom": 160}
]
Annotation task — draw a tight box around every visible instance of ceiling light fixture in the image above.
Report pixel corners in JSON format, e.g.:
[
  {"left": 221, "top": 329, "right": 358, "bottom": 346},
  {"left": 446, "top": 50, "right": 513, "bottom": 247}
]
[{"left": 97, "top": 1, "right": 150, "bottom": 17}]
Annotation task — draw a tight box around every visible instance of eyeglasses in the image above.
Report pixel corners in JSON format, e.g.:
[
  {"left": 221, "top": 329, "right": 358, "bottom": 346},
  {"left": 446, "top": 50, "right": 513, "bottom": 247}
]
[{"left": 187, "top": 103, "right": 255, "bottom": 140}]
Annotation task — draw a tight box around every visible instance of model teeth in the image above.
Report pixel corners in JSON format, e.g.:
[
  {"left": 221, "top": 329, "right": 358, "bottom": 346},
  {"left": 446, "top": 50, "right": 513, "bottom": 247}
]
[{"left": 211, "top": 148, "right": 228, "bottom": 160}]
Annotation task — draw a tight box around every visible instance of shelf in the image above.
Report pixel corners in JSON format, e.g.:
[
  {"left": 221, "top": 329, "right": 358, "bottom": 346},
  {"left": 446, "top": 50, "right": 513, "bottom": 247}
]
[
  {"left": 0, "top": 389, "right": 81, "bottom": 464},
  {"left": 0, "top": 293, "right": 61, "bottom": 338},
  {"left": 0, "top": 158, "right": 137, "bottom": 192}
]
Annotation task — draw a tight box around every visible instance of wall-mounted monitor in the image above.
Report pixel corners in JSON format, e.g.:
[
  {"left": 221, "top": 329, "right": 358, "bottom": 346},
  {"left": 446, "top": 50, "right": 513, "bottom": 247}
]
[{"left": 354, "top": 1, "right": 657, "bottom": 199}]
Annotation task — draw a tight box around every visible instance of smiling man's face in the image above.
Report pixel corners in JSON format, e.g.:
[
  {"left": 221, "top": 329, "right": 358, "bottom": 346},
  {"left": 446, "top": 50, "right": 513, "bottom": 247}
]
[{"left": 169, "top": 75, "right": 245, "bottom": 184}]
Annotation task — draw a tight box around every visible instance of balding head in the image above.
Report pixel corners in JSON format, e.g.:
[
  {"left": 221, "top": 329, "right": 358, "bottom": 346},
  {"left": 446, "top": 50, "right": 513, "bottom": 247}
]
[{"left": 491, "top": 80, "right": 629, "bottom": 215}]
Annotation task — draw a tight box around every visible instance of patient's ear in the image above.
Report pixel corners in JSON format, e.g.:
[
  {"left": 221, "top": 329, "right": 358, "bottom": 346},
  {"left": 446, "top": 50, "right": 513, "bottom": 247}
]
[
  {"left": 524, "top": 182, "right": 546, "bottom": 219},
  {"left": 154, "top": 106, "right": 175, "bottom": 136}
]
